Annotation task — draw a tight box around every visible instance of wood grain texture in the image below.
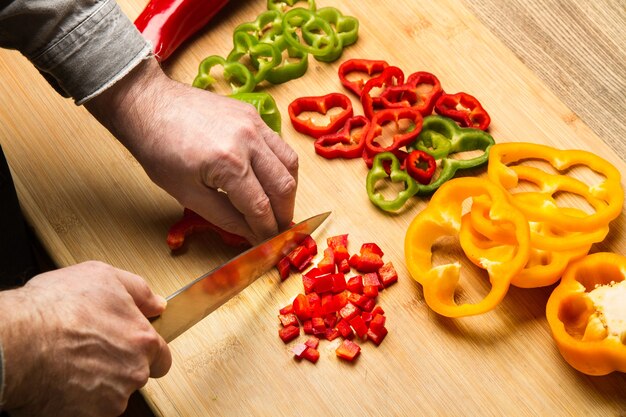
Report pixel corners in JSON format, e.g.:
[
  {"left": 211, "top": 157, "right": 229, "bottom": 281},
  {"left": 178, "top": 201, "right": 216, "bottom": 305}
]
[
  {"left": 462, "top": 0, "right": 626, "bottom": 156},
  {"left": 0, "top": 0, "right": 625, "bottom": 416}
]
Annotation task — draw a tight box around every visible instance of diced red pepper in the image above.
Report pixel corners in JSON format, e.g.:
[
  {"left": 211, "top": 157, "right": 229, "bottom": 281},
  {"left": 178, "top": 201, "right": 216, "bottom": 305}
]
[
  {"left": 313, "top": 273, "right": 334, "bottom": 294},
  {"left": 166, "top": 208, "right": 250, "bottom": 250},
  {"left": 278, "top": 313, "right": 299, "bottom": 328},
  {"left": 339, "top": 302, "right": 361, "bottom": 321},
  {"left": 361, "top": 311, "right": 374, "bottom": 327},
  {"left": 302, "top": 347, "right": 320, "bottom": 363},
  {"left": 336, "top": 339, "right": 361, "bottom": 361},
  {"left": 303, "top": 320, "right": 313, "bottom": 335},
  {"left": 333, "top": 291, "right": 349, "bottom": 309},
  {"left": 361, "top": 298, "right": 376, "bottom": 312},
  {"left": 370, "top": 314, "right": 386, "bottom": 332},
  {"left": 305, "top": 336, "right": 320, "bottom": 349},
  {"left": 301, "top": 235, "right": 318, "bottom": 257},
  {"left": 304, "top": 267, "right": 324, "bottom": 279},
  {"left": 363, "top": 272, "right": 382, "bottom": 290},
  {"left": 378, "top": 262, "right": 398, "bottom": 288},
  {"left": 327, "top": 234, "right": 350, "bottom": 264},
  {"left": 307, "top": 293, "right": 322, "bottom": 317},
  {"left": 367, "top": 326, "right": 388, "bottom": 346},
  {"left": 336, "top": 319, "right": 354, "bottom": 339},
  {"left": 317, "top": 247, "right": 336, "bottom": 274},
  {"left": 312, "top": 317, "right": 326, "bottom": 334},
  {"left": 350, "top": 315, "right": 368, "bottom": 339},
  {"left": 277, "top": 256, "right": 291, "bottom": 281},
  {"left": 279, "top": 304, "right": 294, "bottom": 315},
  {"left": 325, "top": 327, "right": 341, "bottom": 341},
  {"left": 360, "top": 243, "right": 384, "bottom": 257},
  {"left": 324, "top": 313, "right": 338, "bottom": 329},
  {"left": 363, "top": 285, "right": 379, "bottom": 298},
  {"left": 293, "top": 294, "right": 312, "bottom": 321},
  {"left": 292, "top": 343, "right": 308, "bottom": 358},
  {"left": 331, "top": 273, "right": 347, "bottom": 293},
  {"left": 321, "top": 293, "right": 338, "bottom": 314},
  {"left": 346, "top": 275, "right": 363, "bottom": 294},
  {"left": 302, "top": 275, "right": 316, "bottom": 294},
  {"left": 347, "top": 292, "right": 370, "bottom": 310},
  {"left": 287, "top": 244, "right": 314, "bottom": 272},
  {"left": 371, "top": 306, "right": 385, "bottom": 316},
  {"left": 338, "top": 258, "right": 351, "bottom": 273},
  {"left": 279, "top": 324, "right": 300, "bottom": 343}
]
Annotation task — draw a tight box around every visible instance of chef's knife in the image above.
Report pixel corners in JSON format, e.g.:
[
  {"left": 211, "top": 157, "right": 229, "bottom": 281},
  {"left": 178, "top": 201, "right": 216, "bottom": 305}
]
[{"left": 152, "top": 211, "right": 331, "bottom": 343}]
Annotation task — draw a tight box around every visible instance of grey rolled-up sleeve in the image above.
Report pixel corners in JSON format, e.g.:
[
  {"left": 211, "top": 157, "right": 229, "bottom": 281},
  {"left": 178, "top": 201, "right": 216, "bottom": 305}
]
[{"left": 0, "top": 0, "right": 152, "bottom": 104}]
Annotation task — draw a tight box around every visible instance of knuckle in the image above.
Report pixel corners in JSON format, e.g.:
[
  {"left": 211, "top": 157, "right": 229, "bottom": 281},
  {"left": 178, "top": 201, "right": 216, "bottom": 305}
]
[
  {"left": 249, "top": 195, "right": 273, "bottom": 219},
  {"left": 284, "top": 149, "right": 299, "bottom": 173},
  {"left": 273, "top": 174, "right": 297, "bottom": 198},
  {"left": 129, "top": 366, "right": 151, "bottom": 388}
]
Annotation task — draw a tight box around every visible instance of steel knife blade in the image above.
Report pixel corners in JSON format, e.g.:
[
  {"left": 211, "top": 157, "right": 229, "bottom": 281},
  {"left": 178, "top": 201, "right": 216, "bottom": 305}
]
[{"left": 152, "top": 211, "right": 331, "bottom": 343}]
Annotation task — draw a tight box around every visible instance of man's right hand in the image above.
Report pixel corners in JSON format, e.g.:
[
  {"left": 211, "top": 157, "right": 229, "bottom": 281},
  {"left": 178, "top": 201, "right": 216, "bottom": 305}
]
[{"left": 0, "top": 261, "right": 172, "bottom": 417}]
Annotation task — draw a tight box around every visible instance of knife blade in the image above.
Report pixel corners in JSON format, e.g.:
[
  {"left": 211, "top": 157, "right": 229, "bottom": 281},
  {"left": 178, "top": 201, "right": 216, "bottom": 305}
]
[{"left": 151, "top": 211, "right": 331, "bottom": 343}]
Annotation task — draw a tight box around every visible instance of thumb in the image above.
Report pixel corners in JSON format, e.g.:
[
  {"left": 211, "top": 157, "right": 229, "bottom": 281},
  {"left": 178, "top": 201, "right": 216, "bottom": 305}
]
[{"left": 114, "top": 269, "right": 167, "bottom": 318}]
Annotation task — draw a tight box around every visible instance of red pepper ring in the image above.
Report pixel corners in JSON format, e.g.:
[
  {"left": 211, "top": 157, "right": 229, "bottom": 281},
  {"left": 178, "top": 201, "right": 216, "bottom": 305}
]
[
  {"left": 380, "top": 71, "right": 443, "bottom": 116},
  {"left": 360, "top": 66, "right": 405, "bottom": 120},
  {"left": 313, "top": 116, "right": 370, "bottom": 159},
  {"left": 288, "top": 92, "right": 354, "bottom": 138},
  {"left": 364, "top": 107, "right": 423, "bottom": 155},
  {"left": 406, "top": 150, "right": 436, "bottom": 185},
  {"left": 338, "top": 58, "right": 389, "bottom": 97},
  {"left": 434, "top": 92, "right": 491, "bottom": 131},
  {"left": 362, "top": 147, "right": 408, "bottom": 170}
]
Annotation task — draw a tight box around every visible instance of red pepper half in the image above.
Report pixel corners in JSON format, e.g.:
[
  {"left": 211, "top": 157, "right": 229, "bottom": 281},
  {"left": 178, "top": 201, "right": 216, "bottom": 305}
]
[
  {"left": 166, "top": 208, "right": 250, "bottom": 250},
  {"left": 379, "top": 71, "right": 443, "bottom": 116},
  {"left": 364, "top": 107, "right": 423, "bottom": 155},
  {"left": 360, "top": 66, "right": 405, "bottom": 119},
  {"left": 338, "top": 58, "right": 389, "bottom": 97},
  {"left": 135, "top": 0, "right": 230, "bottom": 62},
  {"left": 434, "top": 92, "right": 491, "bottom": 130},
  {"left": 314, "top": 116, "right": 370, "bottom": 159},
  {"left": 288, "top": 93, "right": 354, "bottom": 138},
  {"left": 405, "top": 150, "right": 436, "bottom": 184}
]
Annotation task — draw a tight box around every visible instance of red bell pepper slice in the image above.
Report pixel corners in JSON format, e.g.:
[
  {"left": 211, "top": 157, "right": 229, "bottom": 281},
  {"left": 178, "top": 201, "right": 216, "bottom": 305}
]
[
  {"left": 313, "top": 116, "right": 371, "bottom": 159},
  {"left": 287, "top": 244, "right": 314, "bottom": 272},
  {"left": 379, "top": 71, "right": 443, "bottom": 116},
  {"left": 360, "top": 66, "right": 404, "bottom": 119},
  {"left": 338, "top": 58, "right": 390, "bottom": 97},
  {"left": 434, "top": 92, "right": 491, "bottom": 130},
  {"left": 378, "top": 262, "right": 398, "bottom": 288},
  {"left": 364, "top": 107, "right": 423, "bottom": 155},
  {"left": 166, "top": 208, "right": 250, "bottom": 250},
  {"left": 279, "top": 324, "right": 300, "bottom": 343},
  {"left": 288, "top": 93, "right": 354, "bottom": 138},
  {"left": 406, "top": 149, "right": 436, "bottom": 185},
  {"left": 362, "top": 147, "right": 408, "bottom": 170},
  {"left": 135, "top": 0, "right": 230, "bottom": 62},
  {"left": 336, "top": 339, "right": 361, "bottom": 361}
]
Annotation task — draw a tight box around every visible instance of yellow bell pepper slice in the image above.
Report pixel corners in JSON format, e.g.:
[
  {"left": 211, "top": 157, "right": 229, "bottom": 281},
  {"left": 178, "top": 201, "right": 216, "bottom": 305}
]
[
  {"left": 546, "top": 252, "right": 626, "bottom": 375},
  {"left": 404, "top": 177, "right": 531, "bottom": 317},
  {"left": 488, "top": 143, "right": 623, "bottom": 233}
]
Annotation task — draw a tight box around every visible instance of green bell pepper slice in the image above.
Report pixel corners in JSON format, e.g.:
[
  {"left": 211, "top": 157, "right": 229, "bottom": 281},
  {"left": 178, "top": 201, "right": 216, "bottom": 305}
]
[
  {"left": 267, "top": 0, "right": 316, "bottom": 13},
  {"left": 408, "top": 115, "right": 496, "bottom": 194},
  {"left": 262, "top": 45, "right": 308, "bottom": 84},
  {"left": 230, "top": 92, "right": 282, "bottom": 134},
  {"left": 192, "top": 55, "right": 256, "bottom": 94},
  {"left": 227, "top": 31, "right": 282, "bottom": 84},
  {"left": 234, "top": 10, "right": 287, "bottom": 50},
  {"left": 281, "top": 8, "right": 337, "bottom": 58},
  {"left": 366, "top": 152, "right": 419, "bottom": 212},
  {"left": 312, "top": 7, "right": 359, "bottom": 62}
]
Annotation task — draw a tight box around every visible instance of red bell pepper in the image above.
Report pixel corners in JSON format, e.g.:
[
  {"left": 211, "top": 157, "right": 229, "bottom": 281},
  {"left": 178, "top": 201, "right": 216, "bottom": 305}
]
[
  {"left": 134, "top": 0, "right": 230, "bottom": 62},
  {"left": 277, "top": 256, "right": 291, "bottom": 281},
  {"left": 278, "top": 313, "right": 299, "bottom": 327},
  {"left": 288, "top": 93, "right": 354, "bottom": 138},
  {"left": 360, "top": 66, "right": 404, "bottom": 119},
  {"left": 364, "top": 107, "right": 423, "bottom": 155},
  {"left": 366, "top": 326, "right": 388, "bottom": 346},
  {"left": 369, "top": 314, "right": 386, "bottom": 332},
  {"left": 305, "top": 336, "right": 320, "bottom": 349},
  {"left": 379, "top": 71, "right": 443, "bottom": 116},
  {"left": 346, "top": 275, "right": 363, "bottom": 294},
  {"left": 166, "top": 208, "right": 250, "bottom": 250},
  {"left": 349, "top": 315, "right": 368, "bottom": 339},
  {"left": 279, "top": 324, "right": 300, "bottom": 343},
  {"left": 339, "top": 302, "right": 361, "bottom": 321},
  {"left": 338, "top": 58, "right": 390, "bottom": 97},
  {"left": 362, "top": 147, "right": 408, "bottom": 170},
  {"left": 434, "top": 92, "right": 491, "bottom": 130},
  {"left": 406, "top": 149, "right": 436, "bottom": 185},
  {"left": 327, "top": 234, "right": 350, "bottom": 264},
  {"left": 336, "top": 339, "right": 361, "bottom": 361},
  {"left": 293, "top": 294, "right": 312, "bottom": 321},
  {"left": 349, "top": 243, "right": 385, "bottom": 273},
  {"left": 317, "top": 247, "right": 336, "bottom": 274},
  {"left": 378, "top": 262, "right": 398, "bottom": 288},
  {"left": 314, "top": 116, "right": 371, "bottom": 159}
]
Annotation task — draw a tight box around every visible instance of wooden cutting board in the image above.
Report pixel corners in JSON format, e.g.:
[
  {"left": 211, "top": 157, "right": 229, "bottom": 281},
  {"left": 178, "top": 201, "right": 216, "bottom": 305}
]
[{"left": 1, "top": 0, "right": 625, "bottom": 415}]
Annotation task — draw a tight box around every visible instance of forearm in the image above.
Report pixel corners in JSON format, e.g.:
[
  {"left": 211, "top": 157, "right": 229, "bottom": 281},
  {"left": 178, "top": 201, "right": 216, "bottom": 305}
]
[{"left": 0, "top": 0, "right": 151, "bottom": 104}]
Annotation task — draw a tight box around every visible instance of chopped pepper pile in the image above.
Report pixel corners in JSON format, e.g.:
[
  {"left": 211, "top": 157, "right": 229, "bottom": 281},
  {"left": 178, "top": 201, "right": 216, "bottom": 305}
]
[
  {"left": 288, "top": 58, "right": 494, "bottom": 212},
  {"left": 277, "top": 234, "right": 397, "bottom": 363}
]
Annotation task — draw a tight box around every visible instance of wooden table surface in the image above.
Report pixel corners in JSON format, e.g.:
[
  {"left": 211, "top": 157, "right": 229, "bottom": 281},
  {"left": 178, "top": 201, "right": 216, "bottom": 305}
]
[{"left": 0, "top": 1, "right": 624, "bottom": 416}]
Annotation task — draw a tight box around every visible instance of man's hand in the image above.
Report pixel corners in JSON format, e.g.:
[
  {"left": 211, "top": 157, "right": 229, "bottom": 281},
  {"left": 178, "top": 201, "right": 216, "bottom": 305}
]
[
  {"left": 0, "top": 261, "right": 171, "bottom": 417},
  {"left": 86, "top": 58, "right": 299, "bottom": 244}
]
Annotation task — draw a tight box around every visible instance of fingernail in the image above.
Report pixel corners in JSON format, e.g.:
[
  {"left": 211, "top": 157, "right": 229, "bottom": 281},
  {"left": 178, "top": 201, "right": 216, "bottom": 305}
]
[{"left": 157, "top": 295, "right": 168, "bottom": 309}]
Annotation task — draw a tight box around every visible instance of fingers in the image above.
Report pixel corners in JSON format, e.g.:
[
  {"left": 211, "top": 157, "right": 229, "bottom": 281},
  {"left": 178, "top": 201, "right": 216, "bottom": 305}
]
[
  {"left": 148, "top": 336, "right": 172, "bottom": 378},
  {"left": 114, "top": 268, "right": 167, "bottom": 319}
]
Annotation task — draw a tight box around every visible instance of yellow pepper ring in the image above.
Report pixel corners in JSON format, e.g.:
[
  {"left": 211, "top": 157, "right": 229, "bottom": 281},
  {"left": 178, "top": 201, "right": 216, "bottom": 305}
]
[
  {"left": 404, "top": 177, "right": 531, "bottom": 317},
  {"left": 468, "top": 195, "right": 602, "bottom": 253},
  {"left": 546, "top": 252, "right": 626, "bottom": 375},
  {"left": 458, "top": 212, "right": 590, "bottom": 289},
  {"left": 488, "top": 142, "right": 624, "bottom": 233}
]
